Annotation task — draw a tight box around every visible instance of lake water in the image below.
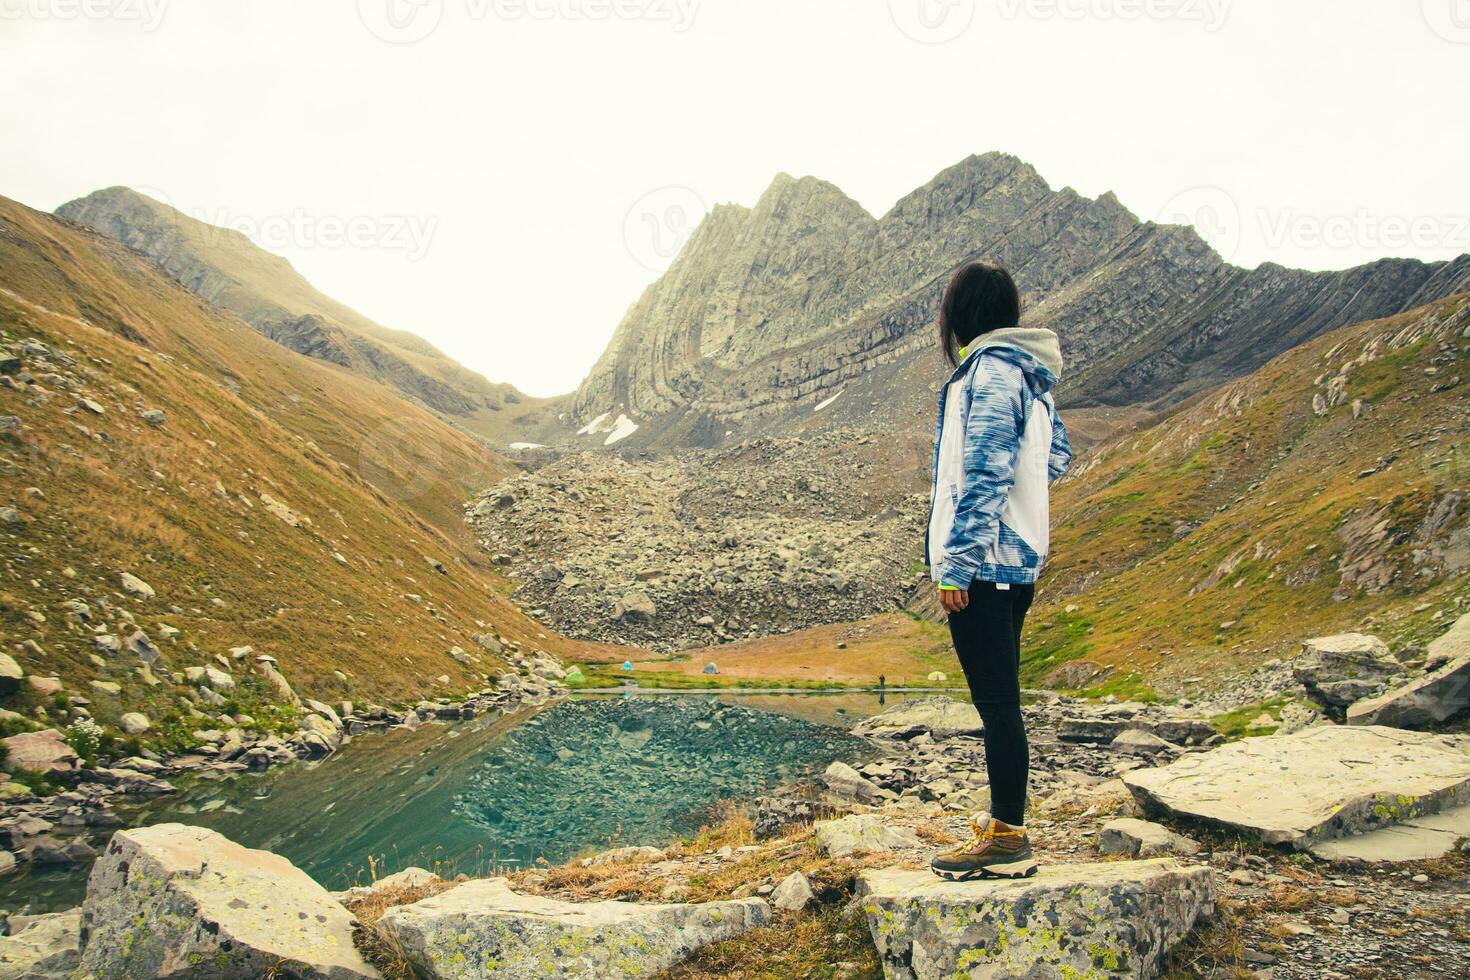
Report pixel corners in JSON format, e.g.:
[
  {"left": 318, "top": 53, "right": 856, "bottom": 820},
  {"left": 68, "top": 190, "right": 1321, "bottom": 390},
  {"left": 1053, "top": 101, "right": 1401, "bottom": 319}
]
[{"left": 1, "top": 691, "right": 921, "bottom": 914}]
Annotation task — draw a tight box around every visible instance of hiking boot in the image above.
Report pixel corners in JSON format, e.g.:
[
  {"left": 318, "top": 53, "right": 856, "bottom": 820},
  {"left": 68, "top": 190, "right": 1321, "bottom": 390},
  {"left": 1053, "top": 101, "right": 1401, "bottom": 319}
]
[{"left": 930, "top": 813, "right": 1038, "bottom": 881}]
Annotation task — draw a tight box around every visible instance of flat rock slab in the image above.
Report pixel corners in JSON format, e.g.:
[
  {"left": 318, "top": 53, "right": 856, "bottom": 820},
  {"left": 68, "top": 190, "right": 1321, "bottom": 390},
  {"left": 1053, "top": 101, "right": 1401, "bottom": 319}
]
[
  {"left": 857, "top": 859, "right": 1216, "bottom": 979},
  {"left": 1123, "top": 726, "right": 1470, "bottom": 848},
  {"left": 78, "top": 823, "right": 379, "bottom": 979},
  {"left": 1310, "top": 803, "right": 1470, "bottom": 863},
  {"left": 852, "top": 697, "right": 983, "bottom": 739},
  {"left": 1348, "top": 614, "right": 1470, "bottom": 727},
  {"left": 377, "top": 876, "right": 769, "bottom": 979}
]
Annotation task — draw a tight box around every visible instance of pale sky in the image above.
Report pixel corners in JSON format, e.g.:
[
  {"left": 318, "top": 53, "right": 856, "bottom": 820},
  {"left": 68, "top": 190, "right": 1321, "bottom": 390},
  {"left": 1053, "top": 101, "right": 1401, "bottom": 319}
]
[{"left": 2, "top": 1, "right": 1466, "bottom": 396}]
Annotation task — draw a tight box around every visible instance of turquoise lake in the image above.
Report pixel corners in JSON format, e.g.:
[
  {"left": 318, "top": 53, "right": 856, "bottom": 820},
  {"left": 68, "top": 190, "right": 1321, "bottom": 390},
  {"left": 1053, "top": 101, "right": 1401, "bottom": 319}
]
[{"left": 1, "top": 691, "right": 916, "bottom": 913}]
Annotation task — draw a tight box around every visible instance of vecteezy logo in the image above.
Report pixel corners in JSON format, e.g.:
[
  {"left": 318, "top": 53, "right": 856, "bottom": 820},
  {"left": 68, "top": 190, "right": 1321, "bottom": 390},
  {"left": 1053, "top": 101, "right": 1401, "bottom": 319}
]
[
  {"left": 357, "top": 418, "right": 447, "bottom": 502},
  {"left": 623, "top": 186, "right": 707, "bottom": 273},
  {"left": 1156, "top": 186, "right": 1242, "bottom": 264},
  {"left": 889, "top": 0, "right": 976, "bottom": 43},
  {"left": 358, "top": 0, "right": 444, "bottom": 43},
  {"left": 1423, "top": 0, "right": 1470, "bottom": 42}
]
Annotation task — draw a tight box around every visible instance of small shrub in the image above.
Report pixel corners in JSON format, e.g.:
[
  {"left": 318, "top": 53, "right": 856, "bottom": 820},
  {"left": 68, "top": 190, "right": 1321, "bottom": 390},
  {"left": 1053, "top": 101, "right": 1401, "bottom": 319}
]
[
  {"left": 8, "top": 766, "right": 61, "bottom": 795},
  {"left": 65, "top": 717, "right": 104, "bottom": 762}
]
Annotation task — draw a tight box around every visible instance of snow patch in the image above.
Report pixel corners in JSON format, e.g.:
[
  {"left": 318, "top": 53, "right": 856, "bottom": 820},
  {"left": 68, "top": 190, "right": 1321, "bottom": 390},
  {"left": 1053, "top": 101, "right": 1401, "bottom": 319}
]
[
  {"left": 575, "top": 410, "right": 641, "bottom": 445},
  {"left": 815, "top": 390, "right": 843, "bottom": 412},
  {"left": 508, "top": 442, "right": 546, "bottom": 450},
  {"left": 576, "top": 412, "right": 611, "bottom": 436},
  {"left": 603, "top": 414, "right": 639, "bottom": 445}
]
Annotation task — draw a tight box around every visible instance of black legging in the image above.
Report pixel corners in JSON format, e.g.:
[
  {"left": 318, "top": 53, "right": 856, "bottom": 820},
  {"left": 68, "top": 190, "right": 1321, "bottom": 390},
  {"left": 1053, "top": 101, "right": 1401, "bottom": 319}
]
[{"left": 947, "top": 581, "right": 1035, "bottom": 826}]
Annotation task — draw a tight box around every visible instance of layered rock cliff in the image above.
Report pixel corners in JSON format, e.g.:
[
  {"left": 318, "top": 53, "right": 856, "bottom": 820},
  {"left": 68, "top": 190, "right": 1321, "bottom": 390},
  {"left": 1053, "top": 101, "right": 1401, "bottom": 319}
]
[{"left": 571, "top": 152, "right": 1470, "bottom": 447}]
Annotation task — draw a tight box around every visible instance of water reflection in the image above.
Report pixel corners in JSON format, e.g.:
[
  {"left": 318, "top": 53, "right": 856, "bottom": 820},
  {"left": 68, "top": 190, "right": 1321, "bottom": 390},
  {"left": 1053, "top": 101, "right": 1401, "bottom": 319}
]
[{"left": 0, "top": 692, "right": 877, "bottom": 912}]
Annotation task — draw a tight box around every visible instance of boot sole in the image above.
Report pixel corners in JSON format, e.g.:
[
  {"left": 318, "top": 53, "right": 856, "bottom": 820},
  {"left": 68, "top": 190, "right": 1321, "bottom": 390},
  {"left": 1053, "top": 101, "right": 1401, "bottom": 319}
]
[{"left": 931, "top": 858, "right": 1039, "bottom": 882}]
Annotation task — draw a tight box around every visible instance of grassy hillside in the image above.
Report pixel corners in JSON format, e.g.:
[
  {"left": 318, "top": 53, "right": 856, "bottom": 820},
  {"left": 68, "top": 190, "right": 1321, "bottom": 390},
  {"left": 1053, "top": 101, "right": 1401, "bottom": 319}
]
[
  {"left": 0, "top": 195, "right": 608, "bottom": 730},
  {"left": 644, "top": 295, "right": 1470, "bottom": 698},
  {"left": 1025, "top": 292, "right": 1470, "bottom": 692},
  {"left": 55, "top": 187, "right": 560, "bottom": 447}
]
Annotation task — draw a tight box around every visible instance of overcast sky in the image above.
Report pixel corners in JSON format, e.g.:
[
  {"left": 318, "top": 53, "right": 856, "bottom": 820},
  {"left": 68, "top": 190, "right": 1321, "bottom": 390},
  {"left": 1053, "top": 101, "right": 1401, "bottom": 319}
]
[{"left": 3, "top": 1, "right": 1467, "bottom": 396}]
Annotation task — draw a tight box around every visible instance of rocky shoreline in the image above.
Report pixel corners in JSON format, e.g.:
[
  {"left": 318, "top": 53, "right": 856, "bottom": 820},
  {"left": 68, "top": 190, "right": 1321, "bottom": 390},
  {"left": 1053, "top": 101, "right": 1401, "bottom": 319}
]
[
  {"left": 0, "top": 615, "right": 1466, "bottom": 976},
  {"left": 0, "top": 642, "right": 570, "bottom": 907}
]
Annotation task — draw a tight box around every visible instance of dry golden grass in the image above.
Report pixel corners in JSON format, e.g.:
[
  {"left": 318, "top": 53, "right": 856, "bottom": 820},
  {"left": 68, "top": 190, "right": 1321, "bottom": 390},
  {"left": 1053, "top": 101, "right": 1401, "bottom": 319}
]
[
  {"left": 342, "top": 878, "right": 461, "bottom": 979},
  {"left": 613, "top": 613, "right": 960, "bottom": 688},
  {"left": 0, "top": 195, "right": 611, "bottom": 716}
]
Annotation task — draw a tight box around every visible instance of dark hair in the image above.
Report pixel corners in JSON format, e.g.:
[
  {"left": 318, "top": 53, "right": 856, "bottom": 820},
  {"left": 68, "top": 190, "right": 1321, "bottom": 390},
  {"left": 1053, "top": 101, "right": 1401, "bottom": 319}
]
[{"left": 939, "top": 261, "right": 1022, "bottom": 367}]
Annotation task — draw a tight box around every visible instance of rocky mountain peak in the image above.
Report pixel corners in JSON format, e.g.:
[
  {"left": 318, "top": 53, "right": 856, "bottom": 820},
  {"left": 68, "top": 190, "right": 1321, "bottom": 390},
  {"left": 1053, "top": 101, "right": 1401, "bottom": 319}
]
[{"left": 567, "top": 152, "right": 1470, "bottom": 450}]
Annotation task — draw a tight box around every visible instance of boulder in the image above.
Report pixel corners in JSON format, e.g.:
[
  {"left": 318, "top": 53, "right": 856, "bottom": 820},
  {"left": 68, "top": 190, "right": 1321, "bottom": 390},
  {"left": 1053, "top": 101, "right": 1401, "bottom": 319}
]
[
  {"left": 754, "top": 796, "right": 813, "bottom": 839},
  {"left": 1, "top": 729, "right": 79, "bottom": 773},
  {"left": 376, "top": 876, "right": 768, "bottom": 979},
  {"left": 613, "top": 592, "right": 657, "bottom": 623},
  {"left": 123, "top": 629, "right": 160, "bottom": 663},
  {"left": 31, "top": 840, "right": 97, "bottom": 864},
  {"left": 857, "top": 860, "right": 1216, "bottom": 980},
  {"left": 119, "top": 571, "right": 155, "bottom": 599},
  {"left": 1123, "top": 726, "right": 1470, "bottom": 848},
  {"left": 1293, "top": 633, "right": 1398, "bottom": 711},
  {"left": 0, "top": 909, "right": 82, "bottom": 978},
  {"left": 771, "top": 871, "right": 814, "bottom": 912},
  {"left": 256, "top": 657, "right": 303, "bottom": 706},
  {"left": 0, "top": 652, "right": 23, "bottom": 694},
  {"left": 1043, "top": 659, "right": 1107, "bottom": 689},
  {"left": 851, "top": 697, "right": 983, "bottom": 739},
  {"left": 1097, "top": 818, "right": 1201, "bottom": 858},
  {"left": 1110, "top": 729, "right": 1177, "bottom": 756},
  {"left": 1276, "top": 701, "right": 1324, "bottom": 735},
  {"left": 814, "top": 814, "right": 923, "bottom": 858},
  {"left": 117, "top": 711, "right": 151, "bottom": 734},
  {"left": 78, "top": 824, "right": 379, "bottom": 978},
  {"left": 1347, "top": 613, "right": 1470, "bottom": 728},
  {"left": 823, "top": 760, "right": 882, "bottom": 804}
]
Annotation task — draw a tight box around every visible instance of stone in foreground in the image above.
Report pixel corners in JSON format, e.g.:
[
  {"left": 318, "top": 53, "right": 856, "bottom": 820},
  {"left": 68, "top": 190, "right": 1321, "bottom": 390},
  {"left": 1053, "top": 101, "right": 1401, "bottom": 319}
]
[
  {"left": 1309, "top": 803, "right": 1470, "bottom": 863},
  {"left": 814, "top": 814, "right": 924, "bottom": 858},
  {"left": 377, "top": 876, "right": 768, "bottom": 979},
  {"left": 0, "top": 909, "right": 81, "bottom": 978},
  {"left": 852, "top": 696, "right": 982, "bottom": 739},
  {"left": 1347, "top": 612, "right": 1470, "bottom": 728},
  {"left": 1097, "top": 818, "right": 1201, "bottom": 858},
  {"left": 1122, "top": 726, "right": 1470, "bottom": 848},
  {"left": 78, "top": 823, "right": 379, "bottom": 979},
  {"left": 857, "top": 860, "right": 1215, "bottom": 979}
]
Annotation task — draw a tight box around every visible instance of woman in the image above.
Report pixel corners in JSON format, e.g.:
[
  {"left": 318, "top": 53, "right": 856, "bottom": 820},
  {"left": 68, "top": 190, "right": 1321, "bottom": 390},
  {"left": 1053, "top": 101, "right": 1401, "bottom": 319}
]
[{"left": 925, "top": 261, "right": 1071, "bottom": 881}]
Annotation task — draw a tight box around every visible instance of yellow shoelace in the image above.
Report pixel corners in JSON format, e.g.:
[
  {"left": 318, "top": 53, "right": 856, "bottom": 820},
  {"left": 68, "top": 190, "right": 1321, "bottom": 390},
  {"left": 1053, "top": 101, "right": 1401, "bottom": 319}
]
[{"left": 966, "top": 817, "right": 1025, "bottom": 849}]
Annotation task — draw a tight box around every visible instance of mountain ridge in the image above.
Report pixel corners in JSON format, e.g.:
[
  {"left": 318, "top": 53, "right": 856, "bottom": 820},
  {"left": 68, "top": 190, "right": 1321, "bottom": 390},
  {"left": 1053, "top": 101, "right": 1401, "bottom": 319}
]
[
  {"left": 53, "top": 187, "right": 556, "bottom": 446},
  {"left": 569, "top": 151, "right": 1470, "bottom": 450}
]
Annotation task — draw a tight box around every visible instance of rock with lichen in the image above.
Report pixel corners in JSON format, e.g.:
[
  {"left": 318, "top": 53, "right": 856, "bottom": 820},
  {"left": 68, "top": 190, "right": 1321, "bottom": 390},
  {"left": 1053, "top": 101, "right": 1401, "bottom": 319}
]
[
  {"left": 376, "top": 876, "right": 768, "bottom": 979},
  {"left": 77, "top": 823, "right": 379, "bottom": 979},
  {"left": 856, "top": 860, "right": 1215, "bottom": 979}
]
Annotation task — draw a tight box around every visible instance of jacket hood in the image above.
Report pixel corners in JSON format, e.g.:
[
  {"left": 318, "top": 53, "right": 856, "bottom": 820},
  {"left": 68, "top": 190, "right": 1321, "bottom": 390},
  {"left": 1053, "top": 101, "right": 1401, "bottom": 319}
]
[{"left": 964, "top": 327, "right": 1063, "bottom": 394}]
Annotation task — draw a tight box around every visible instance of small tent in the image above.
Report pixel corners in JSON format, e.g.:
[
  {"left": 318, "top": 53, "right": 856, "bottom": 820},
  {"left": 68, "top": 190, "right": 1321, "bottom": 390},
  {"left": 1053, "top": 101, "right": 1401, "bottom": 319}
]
[
  {"left": 703, "top": 663, "right": 720, "bottom": 675},
  {"left": 621, "top": 661, "right": 634, "bottom": 672},
  {"left": 927, "top": 671, "right": 947, "bottom": 683}
]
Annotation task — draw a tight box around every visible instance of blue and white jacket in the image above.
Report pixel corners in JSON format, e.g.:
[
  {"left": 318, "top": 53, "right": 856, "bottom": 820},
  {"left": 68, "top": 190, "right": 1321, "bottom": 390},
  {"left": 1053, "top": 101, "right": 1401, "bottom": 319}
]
[{"left": 926, "top": 328, "right": 1072, "bottom": 588}]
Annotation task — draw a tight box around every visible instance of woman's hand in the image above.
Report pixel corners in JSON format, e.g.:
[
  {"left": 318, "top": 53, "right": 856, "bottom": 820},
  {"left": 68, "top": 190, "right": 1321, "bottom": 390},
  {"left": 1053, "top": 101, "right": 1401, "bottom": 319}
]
[{"left": 938, "top": 586, "right": 969, "bottom": 614}]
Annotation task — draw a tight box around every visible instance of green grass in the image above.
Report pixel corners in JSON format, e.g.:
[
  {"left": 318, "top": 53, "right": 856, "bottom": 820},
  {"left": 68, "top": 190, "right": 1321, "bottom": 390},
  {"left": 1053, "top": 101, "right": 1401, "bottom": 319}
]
[
  {"left": 566, "top": 667, "right": 872, "bottom": 692},
  {"left": 1211, "top": 697, "right": 1291, "bottom": 740},
  {"left": 1078, "top": 671, "right": 1161, "bottom": 703},
  {"left": 1019, "top": 611, "right": 1095, "bottom": 686}
]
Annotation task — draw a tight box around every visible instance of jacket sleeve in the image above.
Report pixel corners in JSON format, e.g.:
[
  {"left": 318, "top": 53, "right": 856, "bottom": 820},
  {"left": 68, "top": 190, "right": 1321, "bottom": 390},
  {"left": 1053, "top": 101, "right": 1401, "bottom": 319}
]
[
  {"left": 934, "top": 362, "right": 1026, "bottom": 589},
  {"left": 1048, "top": 402, "right": 1073, "bottom": 483}
]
